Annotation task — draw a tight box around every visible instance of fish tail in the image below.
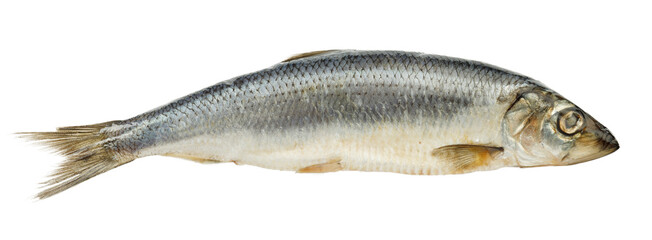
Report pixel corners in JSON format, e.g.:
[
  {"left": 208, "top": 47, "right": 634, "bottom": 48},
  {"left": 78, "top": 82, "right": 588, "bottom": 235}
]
[{"left": 18, "top": 121, "right": 135, "bottom": 199}]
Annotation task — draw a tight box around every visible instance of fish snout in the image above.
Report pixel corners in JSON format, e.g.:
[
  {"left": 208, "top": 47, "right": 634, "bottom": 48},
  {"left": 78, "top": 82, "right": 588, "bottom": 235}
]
[{"left": 562, "top": 115, "right": 619, "bottom": 165}]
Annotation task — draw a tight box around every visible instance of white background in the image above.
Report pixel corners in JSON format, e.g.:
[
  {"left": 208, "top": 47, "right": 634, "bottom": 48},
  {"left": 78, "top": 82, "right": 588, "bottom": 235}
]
[{"left": 1, "top": 1, "right": 649, "bottom": 239}]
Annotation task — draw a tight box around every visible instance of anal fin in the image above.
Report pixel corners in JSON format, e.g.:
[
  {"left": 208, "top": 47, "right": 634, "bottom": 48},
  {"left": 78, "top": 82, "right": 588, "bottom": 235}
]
[
  {"left": 163, "top": 153, "right": 222, "bottom": 164},
  {"left": 431, "top": 145, "right": 503, "bottom": 174},
  {"left": 297, "top": 159, "right": 342, "bottom": 173}
]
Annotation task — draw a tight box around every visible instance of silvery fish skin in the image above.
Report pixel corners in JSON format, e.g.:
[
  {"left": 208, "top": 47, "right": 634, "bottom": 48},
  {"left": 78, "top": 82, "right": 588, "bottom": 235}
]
[{"left": 22, "top": 50, "right": 619, "bottom": 199}]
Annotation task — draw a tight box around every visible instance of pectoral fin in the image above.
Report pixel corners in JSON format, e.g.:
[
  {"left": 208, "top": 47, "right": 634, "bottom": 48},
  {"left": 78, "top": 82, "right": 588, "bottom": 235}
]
[
  {"left": 432, "top": 145, "right": 503, "bottom": 174},
  {"left": 297, "top": 159, "right": 343, "bottom": 173}
]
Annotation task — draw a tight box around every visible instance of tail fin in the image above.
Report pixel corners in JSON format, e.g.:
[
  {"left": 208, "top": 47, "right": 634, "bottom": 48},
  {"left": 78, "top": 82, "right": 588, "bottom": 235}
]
[{"left": 18, "top": 121, "right": 134, "bottom": 199}]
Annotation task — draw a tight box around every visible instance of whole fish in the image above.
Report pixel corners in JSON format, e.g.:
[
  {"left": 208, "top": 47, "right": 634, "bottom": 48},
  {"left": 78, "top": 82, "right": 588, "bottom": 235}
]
[{"left": 21, "top": 50, "right": 619, "bottom": 199}]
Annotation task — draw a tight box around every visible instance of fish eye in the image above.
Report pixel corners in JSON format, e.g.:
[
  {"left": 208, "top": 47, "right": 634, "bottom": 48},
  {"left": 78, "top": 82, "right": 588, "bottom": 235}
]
[{"left": 558, "top": 109, "right": 585, "bottom": 135}]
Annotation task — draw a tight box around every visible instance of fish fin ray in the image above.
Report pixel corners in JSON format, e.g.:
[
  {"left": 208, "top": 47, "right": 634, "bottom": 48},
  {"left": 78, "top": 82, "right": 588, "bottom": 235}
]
[
  {"left": 282, "top": 50, "right": 342, "bottom": 62},
  {"left": 431, "top": 145, "right": 503, "bottom": 174}
]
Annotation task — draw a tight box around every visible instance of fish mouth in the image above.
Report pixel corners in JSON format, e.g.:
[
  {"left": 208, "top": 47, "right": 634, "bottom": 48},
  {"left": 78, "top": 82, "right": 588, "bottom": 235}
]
[
  {"left": 564, "top": 140, "right": 619, "bottom": 165},
  {"left": 562, "top": 115, "right": 619, "bottom": 165}
]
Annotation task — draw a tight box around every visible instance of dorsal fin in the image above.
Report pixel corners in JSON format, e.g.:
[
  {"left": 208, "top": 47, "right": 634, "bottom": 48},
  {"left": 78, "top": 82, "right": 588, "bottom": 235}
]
[{"left": 282, "top": 50, "right": 341, "bottom": 62}]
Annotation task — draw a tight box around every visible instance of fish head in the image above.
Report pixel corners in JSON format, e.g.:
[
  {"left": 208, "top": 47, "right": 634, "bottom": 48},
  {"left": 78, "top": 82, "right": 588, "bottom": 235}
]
[{"left": 501, "top": 89, "right": 619, "bottom": 167}]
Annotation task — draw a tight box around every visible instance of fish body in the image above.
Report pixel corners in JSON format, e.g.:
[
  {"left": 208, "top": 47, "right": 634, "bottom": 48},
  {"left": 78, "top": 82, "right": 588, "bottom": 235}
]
[
  {"left": 133, "top": 50, "right": 528, "bottom": 173},
  {"left": 22, "top": 50, "right": 619, "bottom": 199}
]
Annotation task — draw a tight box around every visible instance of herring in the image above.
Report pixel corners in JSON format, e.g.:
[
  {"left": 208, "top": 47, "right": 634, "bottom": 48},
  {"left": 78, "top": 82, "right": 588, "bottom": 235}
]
[{"left": 20, "top": 50, "right": 619, "bottom": 199}]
